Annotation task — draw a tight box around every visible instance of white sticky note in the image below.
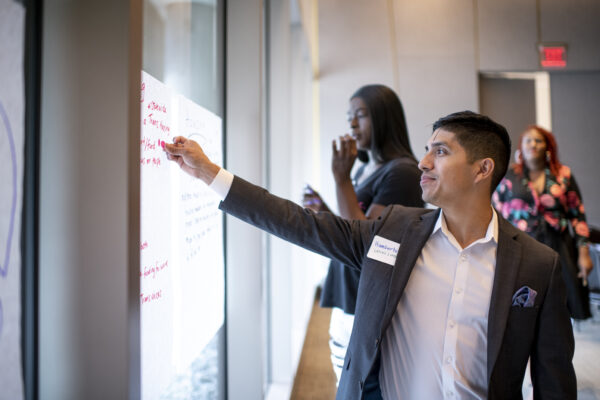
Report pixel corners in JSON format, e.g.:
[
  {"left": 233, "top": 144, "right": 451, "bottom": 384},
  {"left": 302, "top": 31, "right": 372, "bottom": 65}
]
[{"left": 366, "top": 235, "right": 400, "bottom": 266}]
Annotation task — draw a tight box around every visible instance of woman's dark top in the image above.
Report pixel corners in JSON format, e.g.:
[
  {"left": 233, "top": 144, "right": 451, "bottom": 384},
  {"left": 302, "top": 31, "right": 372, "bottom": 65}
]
[{"left": 319, "top": 157, "right": 423, "bottom": 314}]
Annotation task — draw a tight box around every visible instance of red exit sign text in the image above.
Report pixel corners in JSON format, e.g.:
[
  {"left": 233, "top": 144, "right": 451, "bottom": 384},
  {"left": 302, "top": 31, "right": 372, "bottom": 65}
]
[{"left": 538, "top": 44, "right": 567, "bottom": 68}]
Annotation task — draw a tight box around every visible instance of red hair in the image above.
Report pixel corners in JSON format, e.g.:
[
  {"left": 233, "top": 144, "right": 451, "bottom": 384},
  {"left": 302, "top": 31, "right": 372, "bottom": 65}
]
[{"left": 514, "top": 125, "right": 562, "bottom": 177}]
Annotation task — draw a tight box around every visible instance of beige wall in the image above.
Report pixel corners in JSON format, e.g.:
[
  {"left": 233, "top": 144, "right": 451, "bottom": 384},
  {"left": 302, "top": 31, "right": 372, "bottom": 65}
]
[
  {"left": 551, "top": 72, "right": 600, "bottom": 226},
  {"left": 40, "top": 1, "right": 141, "bottom": 399},
  {"left": 226, "top": 0, "right": 265, "bottom": 398},
  {"left": 317, "top": 0, "right": 478, "bottom": 209}
]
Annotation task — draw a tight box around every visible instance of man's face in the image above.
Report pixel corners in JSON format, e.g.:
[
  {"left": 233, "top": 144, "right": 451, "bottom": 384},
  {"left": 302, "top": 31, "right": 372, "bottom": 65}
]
[{"left": 418, "top": 128, "right": 479, "bottom": 207}]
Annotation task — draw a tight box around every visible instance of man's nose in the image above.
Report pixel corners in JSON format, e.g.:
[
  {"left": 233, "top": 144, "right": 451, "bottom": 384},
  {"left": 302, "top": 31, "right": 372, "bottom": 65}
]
[{"left": 418, "top": 154, "right": 431, "bottom": 171}]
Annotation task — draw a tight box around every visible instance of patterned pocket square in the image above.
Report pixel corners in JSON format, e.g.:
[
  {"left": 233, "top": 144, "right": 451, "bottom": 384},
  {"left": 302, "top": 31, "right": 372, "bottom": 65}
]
[{"left": 512, "top": 286, "right": 537, "bottom": 307}]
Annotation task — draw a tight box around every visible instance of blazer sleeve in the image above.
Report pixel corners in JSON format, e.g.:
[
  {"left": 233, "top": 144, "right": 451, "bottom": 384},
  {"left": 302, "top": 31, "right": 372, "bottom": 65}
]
[
  {"left": 530, "top": 253, "right": 577, "bottom": 399},
  {"left": 219, "top": 175, "right": 381, "bottom": 270}
]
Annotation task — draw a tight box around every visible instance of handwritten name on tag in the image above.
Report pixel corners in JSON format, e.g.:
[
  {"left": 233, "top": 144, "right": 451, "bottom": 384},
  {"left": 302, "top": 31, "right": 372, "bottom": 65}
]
[{"left": 366, "top": 235, "right": 400, "bottom": 266}]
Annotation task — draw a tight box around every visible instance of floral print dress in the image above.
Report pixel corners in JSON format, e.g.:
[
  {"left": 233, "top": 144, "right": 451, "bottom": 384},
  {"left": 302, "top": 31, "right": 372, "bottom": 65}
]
[{"left": 493, "top": 164, "right": 591, "bottom": 319}]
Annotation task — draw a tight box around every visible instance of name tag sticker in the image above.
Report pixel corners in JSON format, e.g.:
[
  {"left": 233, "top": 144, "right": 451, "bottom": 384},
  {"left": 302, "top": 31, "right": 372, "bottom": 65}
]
[{"left": 366, "top": 235, "right": 400, "bottom": 266}]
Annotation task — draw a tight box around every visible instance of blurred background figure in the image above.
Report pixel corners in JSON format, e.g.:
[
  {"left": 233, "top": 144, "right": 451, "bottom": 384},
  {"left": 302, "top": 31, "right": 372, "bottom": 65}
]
[
  {"left": 493, "top": 125, "right": 593, "bottom": 320},
  {"left": 302, "top": 84, "right": 423, "bottom": 384}
]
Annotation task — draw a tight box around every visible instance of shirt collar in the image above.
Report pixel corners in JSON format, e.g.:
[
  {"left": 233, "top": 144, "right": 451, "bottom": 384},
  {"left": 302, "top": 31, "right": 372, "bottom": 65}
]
[{"left": 432, "top": 206, "right": 499, "bottom": 249}]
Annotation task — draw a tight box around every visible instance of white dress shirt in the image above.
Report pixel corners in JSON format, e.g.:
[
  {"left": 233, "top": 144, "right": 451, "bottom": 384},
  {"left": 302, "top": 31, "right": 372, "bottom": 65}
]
[
  {"left": 380, "top": 208, "right": 498, "bottom": 400},
  {"left": 209, "top": 168, "right": 499, "bottom": 399},
  {"left": 208, "top": 168, "right": 234, "bottom": 200}
]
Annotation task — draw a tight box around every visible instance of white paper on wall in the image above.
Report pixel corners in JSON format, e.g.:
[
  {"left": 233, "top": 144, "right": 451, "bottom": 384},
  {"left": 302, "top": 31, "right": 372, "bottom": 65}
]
[
  {"left": 140, "top": 71, "right": 224, "bottom": 399},
  {"left": 0, "top": 1, "right": 25, "bottom": 400}
]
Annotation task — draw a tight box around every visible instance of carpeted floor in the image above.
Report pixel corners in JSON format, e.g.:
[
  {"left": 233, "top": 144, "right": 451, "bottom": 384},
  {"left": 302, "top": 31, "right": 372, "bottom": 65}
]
[
  {"left": 289, "top": 292, "right": 337, "bottom": 400},
  {"left": 573, "top": 308, "right": 600, "bottom": 399}
]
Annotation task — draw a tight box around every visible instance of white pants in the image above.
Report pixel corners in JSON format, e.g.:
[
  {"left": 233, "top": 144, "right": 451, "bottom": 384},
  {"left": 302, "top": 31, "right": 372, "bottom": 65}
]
[{"left": 328, "top": 307, "right": 355, "bottom": 386}]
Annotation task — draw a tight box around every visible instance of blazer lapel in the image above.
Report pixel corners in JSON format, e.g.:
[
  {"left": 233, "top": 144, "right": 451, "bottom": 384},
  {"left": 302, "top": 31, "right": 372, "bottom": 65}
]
[
  {"left": 380, "top": 209, "right": 439, "bottom": 335},
  {"left": 486, "top": 218, "right": 522, "bottom": 382}
]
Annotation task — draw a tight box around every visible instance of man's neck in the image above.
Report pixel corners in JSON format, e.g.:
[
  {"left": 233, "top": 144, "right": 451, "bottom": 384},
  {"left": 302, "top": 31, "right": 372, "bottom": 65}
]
[{"left": 442, "top": 200, "right": 493, "bottom": 249}]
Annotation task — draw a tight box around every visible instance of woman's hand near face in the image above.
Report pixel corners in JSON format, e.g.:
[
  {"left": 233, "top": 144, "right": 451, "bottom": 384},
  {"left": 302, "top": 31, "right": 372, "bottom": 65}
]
[
  {"left": 331, "top": 134, "right": 365, "bottom": 220},
  {"left": 332, "top": 134, "right": 358, "bottom": 184}
]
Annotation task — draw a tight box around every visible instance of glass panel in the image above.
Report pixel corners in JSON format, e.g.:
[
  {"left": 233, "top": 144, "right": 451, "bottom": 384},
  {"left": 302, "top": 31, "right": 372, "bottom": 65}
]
[
  {"left": 141, "top": 1, "right": 225, "bottom": 399},
  {"left": 144, "top": 0, "right": 223, "bottom": 115}
]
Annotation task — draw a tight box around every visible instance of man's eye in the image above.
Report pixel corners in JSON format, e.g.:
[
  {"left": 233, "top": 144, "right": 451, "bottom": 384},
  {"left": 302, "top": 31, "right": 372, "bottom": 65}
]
[{"left": 436, "top": 148, "right": 445, "bottom": 155}]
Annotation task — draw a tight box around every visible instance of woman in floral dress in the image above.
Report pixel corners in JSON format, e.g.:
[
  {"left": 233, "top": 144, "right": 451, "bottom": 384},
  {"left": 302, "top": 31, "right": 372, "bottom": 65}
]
[{"left": 493, "top": 125, "right": 593, "bottom": 319}]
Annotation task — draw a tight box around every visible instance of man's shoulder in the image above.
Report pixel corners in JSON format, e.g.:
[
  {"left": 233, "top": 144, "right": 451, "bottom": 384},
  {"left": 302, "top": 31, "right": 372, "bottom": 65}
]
[
  {"left": 382, "top": 204, "right": 436, "bottom": 222},
  {"left": 498, "top": 217, "right": 558, "bottom": 264}
]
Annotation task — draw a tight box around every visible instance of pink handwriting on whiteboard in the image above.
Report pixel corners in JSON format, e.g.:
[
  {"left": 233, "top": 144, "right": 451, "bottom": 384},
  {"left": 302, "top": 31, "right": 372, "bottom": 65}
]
[
  {"left": 142, "top": 114, "right": 170, "bottom": 134},
  {"left": 139, "top": 259, "right": 169, "bottom": 279},
  {"left": 140, "top": 137, "right": 156, "bottom": 151},
  {"left": 140, "top": 157, "right": 162, "bottom": 167},
  {"left": 140, "top": 289, "right": 163, "bottom": 305},
  {"left": 147, "top": 101, "right": 167, "bottom": 113},
  {"left": 146, "top": 113, "right": 159, "bottom": 128},
  {"left": 140, "top": 137, "right": 167, "bottom": 152}
]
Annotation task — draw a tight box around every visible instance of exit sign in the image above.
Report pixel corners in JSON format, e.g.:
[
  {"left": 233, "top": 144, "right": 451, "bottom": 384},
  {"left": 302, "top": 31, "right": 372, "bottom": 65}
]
[{"left": 538, "top": 44, "right": 567, "bottom": 68}]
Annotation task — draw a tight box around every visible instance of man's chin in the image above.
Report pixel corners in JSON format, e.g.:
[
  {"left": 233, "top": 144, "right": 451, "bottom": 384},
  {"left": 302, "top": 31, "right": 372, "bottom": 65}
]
[
  {"left": 421, "top": 191, "right": 430, "bottom": 203},
  {"left": 421, "top": 193, "right": 438, "bottom": 207}
]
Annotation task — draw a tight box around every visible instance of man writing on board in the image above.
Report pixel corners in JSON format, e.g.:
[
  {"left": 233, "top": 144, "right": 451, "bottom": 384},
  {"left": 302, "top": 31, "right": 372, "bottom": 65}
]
[{"left": 164, "top": 111, "right": 576, "bottom": 399}]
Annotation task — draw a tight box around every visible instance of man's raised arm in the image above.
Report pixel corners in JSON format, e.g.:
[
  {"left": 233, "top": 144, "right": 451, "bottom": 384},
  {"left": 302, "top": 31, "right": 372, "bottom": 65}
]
[{"left": 162, "top": 136, "right": 377, "bottom": 270}]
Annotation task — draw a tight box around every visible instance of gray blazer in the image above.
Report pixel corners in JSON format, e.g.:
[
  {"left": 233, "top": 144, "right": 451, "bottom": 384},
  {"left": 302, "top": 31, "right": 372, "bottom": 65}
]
[{"left": 220, "top": 176, "right": 576, "bottom": 400}]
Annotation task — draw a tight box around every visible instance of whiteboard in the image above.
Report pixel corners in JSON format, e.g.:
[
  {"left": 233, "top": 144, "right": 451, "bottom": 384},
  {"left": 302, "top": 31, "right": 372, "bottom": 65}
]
[
  {"left": 140, "top": 71, "right": 224, "bottom": 399},
  {"left": 0, "top": 1, "right": 25, "bottom": 399}
]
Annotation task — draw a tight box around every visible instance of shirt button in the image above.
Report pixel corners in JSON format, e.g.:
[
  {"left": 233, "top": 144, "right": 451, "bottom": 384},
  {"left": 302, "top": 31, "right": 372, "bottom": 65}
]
[
  {"left": 449, "top": 321, "right": 455, "bottom": 328},
  {"left": 460, "top": 254, "right": 467, "bottom": 261},
  {"left": 446, "top": 390, "right": 454, "bottom": 397},
  {"left": 455, "top": 288, "right": 462, "bottom": 294},
  {"left": 446, "top": 356, "right": 453, "bottom": 364}
]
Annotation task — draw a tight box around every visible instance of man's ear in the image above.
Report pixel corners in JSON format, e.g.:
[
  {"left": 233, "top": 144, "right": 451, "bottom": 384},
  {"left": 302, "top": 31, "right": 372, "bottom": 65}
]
[{"left": 474, "top": 158, "right": 495, "bottom": 185}]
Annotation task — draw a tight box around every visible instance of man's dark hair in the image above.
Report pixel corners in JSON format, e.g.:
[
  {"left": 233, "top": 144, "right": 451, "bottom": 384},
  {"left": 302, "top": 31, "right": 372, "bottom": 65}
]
[
  {"left": 433, "top": 111, "right": 511, "bottom": 194},
  {"left": 352, "top": 84, "right": 416, "bottom": 163}
]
